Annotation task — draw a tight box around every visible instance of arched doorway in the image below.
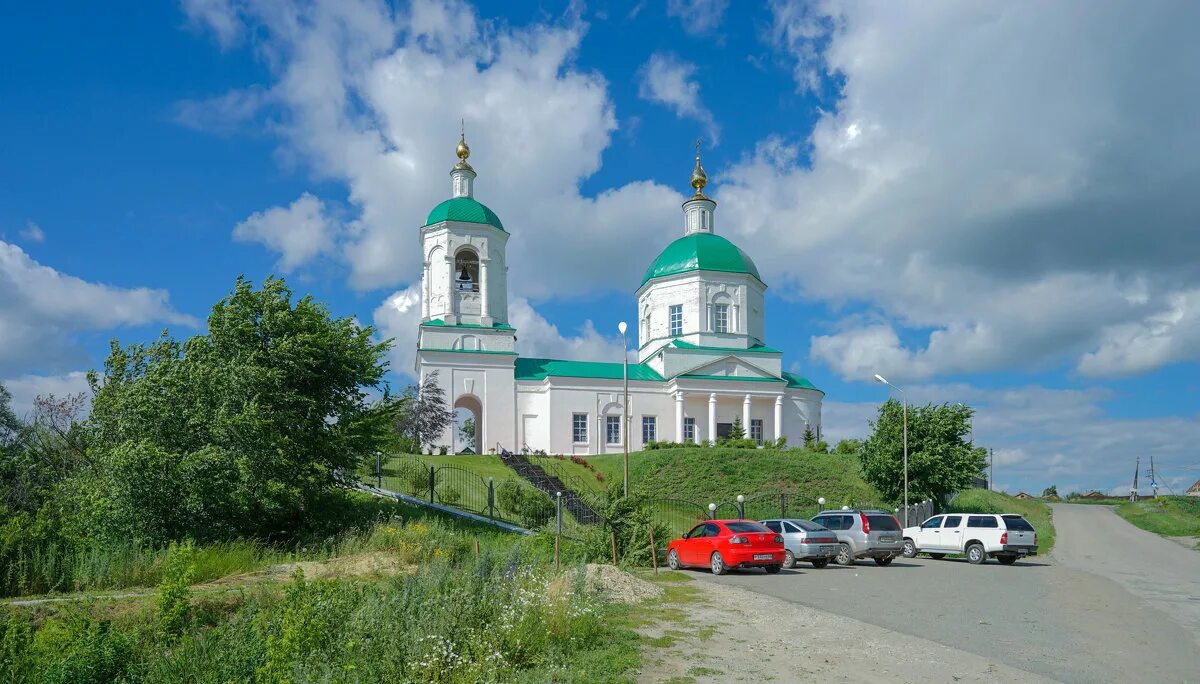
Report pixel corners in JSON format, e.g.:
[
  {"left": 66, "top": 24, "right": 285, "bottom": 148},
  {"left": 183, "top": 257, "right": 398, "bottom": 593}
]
[{"left": 454, "top": 394, "right": 483, "bottom": 454}]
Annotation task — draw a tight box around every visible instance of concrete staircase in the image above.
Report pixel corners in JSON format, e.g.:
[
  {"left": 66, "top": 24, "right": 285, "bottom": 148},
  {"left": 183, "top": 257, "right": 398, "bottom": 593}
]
[{"left": 498, "top": 449, "right": 603, "bottom": 525}]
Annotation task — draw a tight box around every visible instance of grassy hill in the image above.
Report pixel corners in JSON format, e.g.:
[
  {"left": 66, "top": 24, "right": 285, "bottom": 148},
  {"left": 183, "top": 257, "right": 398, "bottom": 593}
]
[
  {"left": 945, "top": 489, "right": 1055, "bottom": 553},
  {"left": 1115, "top": 496, "right": 1200, "bottom": 542}
]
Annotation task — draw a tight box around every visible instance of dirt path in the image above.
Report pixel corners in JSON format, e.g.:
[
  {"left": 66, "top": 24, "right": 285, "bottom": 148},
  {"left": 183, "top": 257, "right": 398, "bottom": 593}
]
[
  {"left": 1051, "top": 503, "right": 1200, "bottom": 640},
  {"left": 635, "top": 577, "right": 1053, "bottom": 683}
]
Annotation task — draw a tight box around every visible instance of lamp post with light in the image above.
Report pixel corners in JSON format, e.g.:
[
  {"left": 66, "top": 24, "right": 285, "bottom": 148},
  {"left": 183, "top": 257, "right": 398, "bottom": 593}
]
[
  {"left": 874, "top": 373, "right": 909, "bottom": 525},
  {"left": 618, "top": 321, "right": 630, "bottom": 497}
]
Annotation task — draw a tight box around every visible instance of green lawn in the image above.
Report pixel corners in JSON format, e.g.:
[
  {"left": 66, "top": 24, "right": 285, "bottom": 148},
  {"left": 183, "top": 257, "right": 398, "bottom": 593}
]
[
  {"left": 1115, "top": 497, "right": 1200, "bottom": 539},
  {"left": 944, "top": 489, "right": 1056, "bottom": 554}
]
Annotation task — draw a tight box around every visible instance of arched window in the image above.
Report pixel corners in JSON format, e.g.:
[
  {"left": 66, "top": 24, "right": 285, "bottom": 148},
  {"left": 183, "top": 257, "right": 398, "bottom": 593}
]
[
  {"left": 454, "top": 249, "right": 479, "bottom": 292},
  {"left": 710, "top": 292, "right": 733, "bottom": 333}
]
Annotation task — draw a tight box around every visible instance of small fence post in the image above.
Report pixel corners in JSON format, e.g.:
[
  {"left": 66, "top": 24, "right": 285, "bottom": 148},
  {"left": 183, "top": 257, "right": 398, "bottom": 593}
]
[
  {"left": 556, "top": 492, "right": 563, "bottom": 536},
  {"left": 429, "top": 466, "right": 435, "bottom": 503},
  {"left": 736, "top": 494, "right": 745, "bottom": 520},
  {"left": 610, "top": 530, "right": 618, "bottom": 565},
  {"left": 487, "top": 477, "right": 495, "bottom": 519},
  {"left": 374, "top": 451, "right": 382, "bottom": 489}
]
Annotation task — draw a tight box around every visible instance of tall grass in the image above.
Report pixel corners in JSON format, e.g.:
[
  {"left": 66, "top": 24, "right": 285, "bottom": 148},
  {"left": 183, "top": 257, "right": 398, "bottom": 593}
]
[{"left": 1116, "top": 497, "right": 1200, "bottom": 537}]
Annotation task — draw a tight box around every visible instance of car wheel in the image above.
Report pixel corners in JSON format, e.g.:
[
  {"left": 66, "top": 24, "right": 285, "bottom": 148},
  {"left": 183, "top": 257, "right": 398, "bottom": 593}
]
[
  {"left": 902, "top": 539, "right": 917, "bottom": 558},
  {"left": 967, "top": 543, "right": 986, "bottom": 565},
  {"left": 783, "top": 550, "right": 796, "bottom": 569},
  {"left": 997, "top": 554, "right": 1018, "bottom": 565},
  {"left": 928, "top": 553, "right": 946, "bottom": 560},
  {"left": 835, "top": 543, "right": 854, "bottom": 566},
  {"left": 667, "top": 549, "right": 681, "bottom": 571},
  {"left": 764, "top": 564, "right": 782, "bottom": 574},
  {"left": 710, "top": 552, "right": 728, "bottom": 576},
  {"left": 811, "top": 558, "right": 830, "bottom": 569},
  {"left": 874, "top": 556, "right": 894, "bottom": 567}
]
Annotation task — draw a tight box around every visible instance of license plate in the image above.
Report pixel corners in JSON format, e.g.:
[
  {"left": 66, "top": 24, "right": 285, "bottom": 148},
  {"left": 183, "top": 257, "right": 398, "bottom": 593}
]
[
  {"left": 880, "top": 537, "right": 895, "bottom": 543},
  {"left": 753, "top": 553, "right": 774, "bottom": 560}
]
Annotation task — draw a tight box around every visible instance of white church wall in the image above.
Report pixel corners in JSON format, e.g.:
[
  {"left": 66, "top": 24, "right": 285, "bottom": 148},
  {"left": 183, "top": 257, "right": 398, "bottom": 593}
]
[
  {"left": 782, "top": 390, "right": 823, "bottom": 444},
  {"left": 417, "top": 351, "right": 516, "bottom": 453}
]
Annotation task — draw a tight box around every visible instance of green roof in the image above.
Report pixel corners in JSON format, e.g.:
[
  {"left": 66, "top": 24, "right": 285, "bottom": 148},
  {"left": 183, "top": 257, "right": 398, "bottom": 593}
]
[
  {"left": 642, "top": 233, "right": 761, "bottom": 286},
  {"left": 422, "top": 319, "right": 516, "bottom": 331},
  {"left": 677, "top": 374, "right": 785, "bottom": 383},
  {"left": 515, "top": 358, "right": 665, "bottom": 382},
  {"left": 425, "top": 197, "right": 505, "bottom": 231},
  {"left": 668, "top": 340, "right": 781, "bottom": 354},
  {"left": 782, "top": 371, "right": 820, "bottom": 392}
]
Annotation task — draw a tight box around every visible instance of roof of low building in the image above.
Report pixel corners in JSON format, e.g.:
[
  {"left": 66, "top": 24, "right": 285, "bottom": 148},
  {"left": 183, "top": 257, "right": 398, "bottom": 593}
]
[
  {"left": 425, "top": 196, "right": 505, "bottom": 231},
  {"left": 515, "top": 357, "right": 665, "bottom": 382},
  {"left": 642, "top": 233, "right": 761, "bottom": 286}
]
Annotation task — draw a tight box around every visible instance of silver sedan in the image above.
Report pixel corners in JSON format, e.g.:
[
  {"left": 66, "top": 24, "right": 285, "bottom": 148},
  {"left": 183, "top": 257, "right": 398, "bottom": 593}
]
[{"left": 760, "top": 518, "right": 842, "bottom": 568}]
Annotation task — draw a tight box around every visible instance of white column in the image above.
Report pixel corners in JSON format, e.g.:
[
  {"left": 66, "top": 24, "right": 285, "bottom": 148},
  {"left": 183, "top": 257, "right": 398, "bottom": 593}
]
[
  {"left": 421, "top": 261, "right": 430, "bottom": 320},
  {"left": 742, "top": 394, "right": 751, "bottom": 435},
  {"left": 774, "top": 396, "right": 784, "bottom": 442},
  {"left": 445, "top": 255, "right": 455, "bottom": 321},
  {"left": 708, "top": 393, "right": 717, "bottom": 443},
  {"left": 479, "top": 258, "right": 490, "bottom": 322},
  {"left": 675, "top": 391, "right": 684, "bottom": 442}
]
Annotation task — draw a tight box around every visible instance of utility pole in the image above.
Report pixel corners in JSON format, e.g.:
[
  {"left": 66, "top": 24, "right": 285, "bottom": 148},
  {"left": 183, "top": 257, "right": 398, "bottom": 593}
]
[
  {"left": 1131, "top": 456, "right": 1140, "bottom": 502},
  {"left": 989, "top": 447, "right": 994, "bottom": 492}
]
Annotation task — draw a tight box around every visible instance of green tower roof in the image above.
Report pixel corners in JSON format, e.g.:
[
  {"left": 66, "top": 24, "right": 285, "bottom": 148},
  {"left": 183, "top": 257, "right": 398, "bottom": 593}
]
[
  {"left": 641, "top": 233, "right": 762, "bottom": 286},
  {"left": 425, "top": 197, "right": 505, "bottom": 231}
]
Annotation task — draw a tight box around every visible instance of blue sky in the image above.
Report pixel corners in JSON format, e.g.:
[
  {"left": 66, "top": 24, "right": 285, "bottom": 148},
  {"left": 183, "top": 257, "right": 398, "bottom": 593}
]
[{"left": 3, "top": 0, "right": 1199, "bottom": 495}]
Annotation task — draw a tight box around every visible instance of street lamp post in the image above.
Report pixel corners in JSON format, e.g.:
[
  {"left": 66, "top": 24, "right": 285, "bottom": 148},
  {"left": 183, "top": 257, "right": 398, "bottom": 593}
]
[
  {"left": 618, "top": 321, "right": 630, "bottom": 497},
  {"left": 874, "top": 374, "right": 909, "bottom": 526}
]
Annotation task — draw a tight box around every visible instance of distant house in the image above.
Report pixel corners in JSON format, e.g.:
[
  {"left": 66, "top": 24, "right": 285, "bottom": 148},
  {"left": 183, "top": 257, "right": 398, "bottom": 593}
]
[
  {"left": 457, "top": 446, "right": 476, "bottom": 455},
  {"left": 1013, "top": 492, "right": 1035, "bottom": 500},
  {"left": 1080, "top": 491, "right": 1110, "bottom": 499},
  {"left": 1187, "top": 480, "right": 1200, "bottom": 497}
]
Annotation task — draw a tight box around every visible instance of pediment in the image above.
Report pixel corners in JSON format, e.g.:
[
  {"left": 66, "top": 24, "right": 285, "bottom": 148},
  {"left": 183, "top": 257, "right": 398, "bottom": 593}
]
[{"left": 674, "top": 354, "right": 777, "bottom": 380}]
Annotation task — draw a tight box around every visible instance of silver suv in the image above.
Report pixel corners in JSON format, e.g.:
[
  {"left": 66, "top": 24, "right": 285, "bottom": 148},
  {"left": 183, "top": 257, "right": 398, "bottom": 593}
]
[{"left": 811, "top": 509, "right": 905, "bottom": 566}]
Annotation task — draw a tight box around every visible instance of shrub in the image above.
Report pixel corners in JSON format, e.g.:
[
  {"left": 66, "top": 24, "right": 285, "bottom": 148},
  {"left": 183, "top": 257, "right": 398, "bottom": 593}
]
[
  {"left": 157, "top": 540, "right": 195, "bottom": 640},
  {"left": 437, "top": 484, "right": 462, "bottom": 506},
  {"left": 595, "top": 472, "right": 605, "bottom": 482},
  {"left": 496, "top": 481, "right": 554, "bottom": 526}
]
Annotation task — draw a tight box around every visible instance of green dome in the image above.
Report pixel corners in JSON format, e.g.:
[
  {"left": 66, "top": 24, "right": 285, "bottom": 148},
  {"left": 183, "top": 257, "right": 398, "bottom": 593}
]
[
  {"left": 425, "top": 197, "right": 505, "bottom": 231},
  {"left": 642, "top": 233, "right": 762, "bottom": 285}
]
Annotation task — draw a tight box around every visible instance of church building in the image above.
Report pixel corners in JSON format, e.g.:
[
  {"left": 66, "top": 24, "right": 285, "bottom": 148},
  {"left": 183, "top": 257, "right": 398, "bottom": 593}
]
[{"left": 415, "top": 135, "right": 823, "bottom": 454}]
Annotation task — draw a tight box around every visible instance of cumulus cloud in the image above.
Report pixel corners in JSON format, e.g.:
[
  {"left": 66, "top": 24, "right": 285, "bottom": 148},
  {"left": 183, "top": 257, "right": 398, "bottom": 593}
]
[
  {"left": 232, "top": 193, "right": 340, "bottom": 271},
  {"left": 712, "top": 0, "right": 1200, "bottom": 381},
  {"left": 637, "top": 53, "right": 720, "bottom": 145},
  {"left": 19, "top": 222, "right": 44, "bottom": 243},
  {"left": 181, "top": 0, "right": 244, "bottom": 49},
  {"left": 822, "top": 382, "right": 1200, "bottom": 495},
  {"left": 0, "top": 241, "right": 196, "bottom": 377},
  {"left": 666, "top": 0, "right": 730, "bottom": 36},
  {"left": 174, "top": 86, "right": 271, "bottom": 135},
  {"left": 184, "top": 0, "right": 683, "bottom": 297}
]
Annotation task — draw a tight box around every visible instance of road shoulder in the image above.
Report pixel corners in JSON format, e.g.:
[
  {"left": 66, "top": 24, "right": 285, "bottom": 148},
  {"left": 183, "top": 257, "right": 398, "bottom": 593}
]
[{"left": 632, "top": 571, "right": 1052, "bottom": 683}]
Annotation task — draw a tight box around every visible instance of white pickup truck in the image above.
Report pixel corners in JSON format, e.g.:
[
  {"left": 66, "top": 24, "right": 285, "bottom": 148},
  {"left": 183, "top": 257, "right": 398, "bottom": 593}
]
[{"left": 901, "top": 513, "right": 1038, "bottom": 565}]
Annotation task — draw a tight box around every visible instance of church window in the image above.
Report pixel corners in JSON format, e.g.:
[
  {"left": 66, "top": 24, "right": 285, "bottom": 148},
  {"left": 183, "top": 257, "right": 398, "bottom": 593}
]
[
  {"left": 606, "top": 415, "right": 621, "bottom": 444},
  {"left": 454, "top": 250, "right": 479, "bottom": 292},
  {"left": 642, "top": 416, "right": 657, "bottom": 444},
  {"left": 750, "top": 419, "right": 764, "bottom": 446},
  {"left": 669, "top": 305, "right": 683, "bottom": 337},
  {"left": 713, "top": 303, "right": 729, "bottom": 333},
  {"left": 683, "top": 417, "right": 696, "bottom": 443},
  {"left": 572, "top": 413, "right": 588, "bottom": 443}
]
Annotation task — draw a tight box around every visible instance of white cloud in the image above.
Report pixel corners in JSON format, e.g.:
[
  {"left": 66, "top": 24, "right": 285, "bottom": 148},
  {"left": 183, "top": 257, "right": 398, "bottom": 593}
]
[
  {"left": 186, "top": 0, "right": 684, "bottom": 297},
  {"left": 637, "top": 53, "right": 720, "bottom": 145},
  {"left": 372, "top": 286, "right": 422, "bottom": 379},
  {"left": 0, "top": 241, "right": 196, "bottom": 377},
  {"left": 821, "top": 382, "right": 1200, "bottom": 495},
  {"left": 666, "top": 0, "right": 730, "bottom": 36},
  {"left": 181, "top": 0, "right": 244, "bottom": 49},
  {"left": 2, "top": 371, "right": 92, "bottom": 419},
  {"left": 174, "top": 86, "right": 271, "bottom": 135},
  {"left": 19, "top": 222, "right": 44, "bottom": 243},
  {"left": 718, "top": 1, "right": 1200, "bottom": 380},
  {"left": 232, "top": 193, "right": 339, "bottom": 271}
]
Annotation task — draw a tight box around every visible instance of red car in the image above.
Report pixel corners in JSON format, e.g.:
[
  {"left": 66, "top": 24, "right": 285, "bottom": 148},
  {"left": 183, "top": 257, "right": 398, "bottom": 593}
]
[{"left": 666, "top": 520, "right": 786, "bottom": 575}]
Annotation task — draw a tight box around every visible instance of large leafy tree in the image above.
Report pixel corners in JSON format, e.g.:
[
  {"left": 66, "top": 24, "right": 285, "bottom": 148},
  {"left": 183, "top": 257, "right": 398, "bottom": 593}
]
[
  {"left": 859, "top": 399, "right": 986, "bottom": 506},
  {"left": 393, "top": 372, "right": 454, "bottom": 452},
  {"left": 81, "top": 276, "right": 395, "bottom": 544}
]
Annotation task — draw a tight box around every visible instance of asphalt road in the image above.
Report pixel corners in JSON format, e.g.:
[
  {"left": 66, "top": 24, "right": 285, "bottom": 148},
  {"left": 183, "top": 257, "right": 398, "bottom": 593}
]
[{"left": 692, "top": 506, "right": 1199, "bottom": 683}]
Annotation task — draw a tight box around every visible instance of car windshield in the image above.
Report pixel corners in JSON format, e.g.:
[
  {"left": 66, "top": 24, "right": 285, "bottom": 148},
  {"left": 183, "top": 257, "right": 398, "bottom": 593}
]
[
  {"left": 867, "top": 515, "right": 900, "bottom": 531},
  {"left": 787, "top": 519, "right": 826, "bottom": 532},
  {"left": 1001, "top": 515, "right": 1035, "bottom": 531},
  {"left": 724, "top": 521, "right": 770, "bottom": 533}
]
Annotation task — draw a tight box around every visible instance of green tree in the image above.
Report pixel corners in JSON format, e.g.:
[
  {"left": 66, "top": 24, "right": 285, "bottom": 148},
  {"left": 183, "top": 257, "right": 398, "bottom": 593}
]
[
  {"left": 394, "top": 372, "right": 454, "bottom": 453},
  {"left": 80, "top": 276, "right": 395, "bottom": 544},
  {"left": 802, "top": 425, "right": 816, "bottom": 448},
  {"left": 833, "top": 438, "right": 862, "bottom": 455},
  {"left": 728, "top": 417, "right": 746, "bottom": 440},
  {"left": 458, "top": 417, "right": 476, "bottom": 450},
  {"left": 1042, "top": 485, "right": 1059, "bottom": 498},
  {"left": 859, "top": 399, "right": 986, "bottom": 507}
]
